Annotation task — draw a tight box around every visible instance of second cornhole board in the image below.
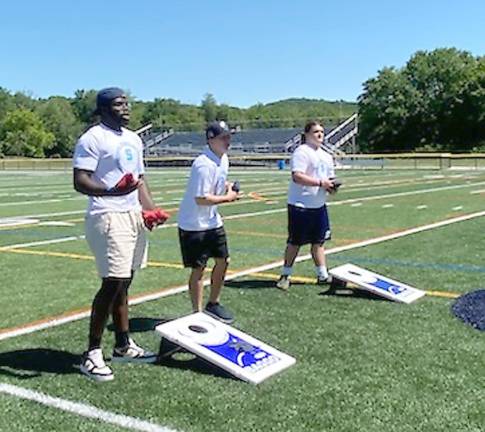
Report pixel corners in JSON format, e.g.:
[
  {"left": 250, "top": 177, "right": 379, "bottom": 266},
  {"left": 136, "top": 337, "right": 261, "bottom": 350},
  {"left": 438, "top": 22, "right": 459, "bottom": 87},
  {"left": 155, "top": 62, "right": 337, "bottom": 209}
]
[{"left": 329, "top": 263, "right": 426, "bottom": 304}]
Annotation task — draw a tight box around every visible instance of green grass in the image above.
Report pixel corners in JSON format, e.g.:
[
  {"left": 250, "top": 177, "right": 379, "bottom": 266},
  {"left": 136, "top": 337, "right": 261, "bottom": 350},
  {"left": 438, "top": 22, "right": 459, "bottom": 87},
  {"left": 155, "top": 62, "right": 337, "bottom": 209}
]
[{"left": 1, "top": 168, "right": 485, "bottom": 431}]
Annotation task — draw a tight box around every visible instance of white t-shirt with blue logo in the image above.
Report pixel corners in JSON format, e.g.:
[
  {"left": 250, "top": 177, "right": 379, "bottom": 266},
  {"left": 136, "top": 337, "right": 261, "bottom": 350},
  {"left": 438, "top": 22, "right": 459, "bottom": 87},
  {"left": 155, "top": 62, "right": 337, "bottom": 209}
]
[
  {"left": 178, "top": 147, "right": 229, "bottom": 231},
  {"left": 73, "top": 123, "right": 145, "bottom": 215},
  {"left": 288, "top": 143, "right": 335, "bottom": 209}
]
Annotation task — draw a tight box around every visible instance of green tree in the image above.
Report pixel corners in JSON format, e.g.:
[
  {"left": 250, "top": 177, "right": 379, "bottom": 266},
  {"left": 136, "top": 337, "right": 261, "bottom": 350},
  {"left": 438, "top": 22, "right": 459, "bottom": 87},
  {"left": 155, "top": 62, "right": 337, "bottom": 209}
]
[
  {"left": 0, "top": 109, "right": 55, "bottom": 157},
  {"left": 0, "top": 87, "right": 15, "bottom": 122},
  {"left": 37, "top": 97, "right": 82, "bottom": 157},
  {"left": 359, "top": 67, "right": 419, "bottom": 152},
  {"left": 71, "top": 89, "right": 97, "bottom": 125},
  {"left": 201, "top": 93, "right": 217, "bottom": 123},
  {"left": 358, "top": 48, "right": 485, "bottom": 152}
]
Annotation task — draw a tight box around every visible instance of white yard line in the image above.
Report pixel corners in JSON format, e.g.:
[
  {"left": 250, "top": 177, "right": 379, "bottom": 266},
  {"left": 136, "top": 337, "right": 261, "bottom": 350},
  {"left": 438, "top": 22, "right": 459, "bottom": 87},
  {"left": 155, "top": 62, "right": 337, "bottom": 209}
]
[
  {"left": 0, "top": 236, "right": 85, "bottom": 250},
  {"left": 0, "top": 218, "right": 39, "bottom": 228},
  {"left": 1, "top": 210, "right": 484, "bottom": 342},
  {"left": 6, "top": 210, "right": 85, "bottom": 219},
  {"left": 3, "top": 178, "right": 484, "bottom": 221},
  {"left": 2, "top": 181, "right": 484, "bottom": 250},
  {"left": 331, "top": 181, "right": 485, "bottom": 206},
  {"left": 0, "top": 197, "right": 81, "bottom": 207},
  {"left": 0, "top": 383, "right": 178, "bottom": 432}
]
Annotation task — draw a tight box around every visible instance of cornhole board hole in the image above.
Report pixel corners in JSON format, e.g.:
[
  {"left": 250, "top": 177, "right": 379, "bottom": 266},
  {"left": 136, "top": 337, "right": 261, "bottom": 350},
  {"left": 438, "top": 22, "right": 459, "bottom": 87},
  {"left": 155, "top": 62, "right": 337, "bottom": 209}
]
[
  {"left": 329, "top": 263, "right": 426, "bottom": 304},
  {"left": 155, "top": 312, "right": 296, "bottom": 384}
]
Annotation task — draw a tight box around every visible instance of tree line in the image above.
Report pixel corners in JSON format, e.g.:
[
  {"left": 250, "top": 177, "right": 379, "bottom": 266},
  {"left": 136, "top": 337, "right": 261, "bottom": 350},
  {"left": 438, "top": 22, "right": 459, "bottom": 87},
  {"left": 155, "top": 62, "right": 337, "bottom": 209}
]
[
  {"left": 0, "top": 89, "right": 355, "bottom": 158},
  {"left": 0, "top": 47, "right": 483, "bottom": 157}
]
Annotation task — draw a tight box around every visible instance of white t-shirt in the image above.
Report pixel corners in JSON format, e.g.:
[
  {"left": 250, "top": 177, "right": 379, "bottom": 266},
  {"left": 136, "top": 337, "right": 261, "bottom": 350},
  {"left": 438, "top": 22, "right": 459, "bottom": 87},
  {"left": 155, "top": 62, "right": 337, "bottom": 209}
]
[
  {"left": 72, "top": 123, "right": 145, "bottom": 216},
  {"left": 178, "top": 147, "right": 229, "bottom": 231},
  {"left": 288, "top": 143, "right": 335, "bottom": 209}
]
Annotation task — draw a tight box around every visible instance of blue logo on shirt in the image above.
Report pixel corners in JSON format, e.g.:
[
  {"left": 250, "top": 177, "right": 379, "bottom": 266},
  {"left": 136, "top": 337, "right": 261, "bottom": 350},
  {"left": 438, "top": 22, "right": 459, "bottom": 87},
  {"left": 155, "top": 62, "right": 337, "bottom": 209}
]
[{"left": 125, "top": 148, "right": 134, "bottom": 161}]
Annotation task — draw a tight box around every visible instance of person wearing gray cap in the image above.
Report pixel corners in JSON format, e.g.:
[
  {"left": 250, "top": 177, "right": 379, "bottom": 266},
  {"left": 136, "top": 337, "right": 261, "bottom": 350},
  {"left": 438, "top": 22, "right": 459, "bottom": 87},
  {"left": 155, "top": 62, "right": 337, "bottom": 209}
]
[
  {"left": 73, "top": 87, "right": 166, "bottom": 381},
  {"left": 177, "top": 121, "right": 241, "bottom": 323}
]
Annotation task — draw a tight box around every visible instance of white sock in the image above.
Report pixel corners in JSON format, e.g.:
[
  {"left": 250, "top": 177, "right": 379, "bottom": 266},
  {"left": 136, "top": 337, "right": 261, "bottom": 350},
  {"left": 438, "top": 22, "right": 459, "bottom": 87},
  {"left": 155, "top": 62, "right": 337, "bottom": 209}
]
[
  {"left": 316, "top": 266, "right": 328, "bottom": 278},
  {"left": 281, "top": 266, "right": 293, "bottom": 277}
]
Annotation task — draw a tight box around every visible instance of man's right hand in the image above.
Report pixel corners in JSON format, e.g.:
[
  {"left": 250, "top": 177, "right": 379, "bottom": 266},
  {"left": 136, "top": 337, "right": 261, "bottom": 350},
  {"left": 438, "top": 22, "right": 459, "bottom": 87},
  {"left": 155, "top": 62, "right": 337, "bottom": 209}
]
[
  {"left": 319, "top": 178, "right": 335, "bottom": 192},
  {"left": 109, "top": 173, "right": 141, "bottom": 195}
]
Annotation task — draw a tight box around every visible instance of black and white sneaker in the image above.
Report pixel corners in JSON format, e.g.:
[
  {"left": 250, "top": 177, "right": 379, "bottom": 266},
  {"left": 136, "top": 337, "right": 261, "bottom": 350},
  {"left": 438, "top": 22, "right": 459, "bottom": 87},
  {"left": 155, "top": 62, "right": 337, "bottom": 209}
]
[
  {"left": 204, "top": 302, "right": 234, "bottom": 324},
  {"left": 317, "top": 275, "right": 333, "bottom": 285},
  {"left": 80, "top": 348, "right": 114, "bottom": 382},
  {"left": 276, "top": 275, "right": 290, "bottom": 291},
  {"left": 112, "top": 338, "right": 157, "bottom": 364}
]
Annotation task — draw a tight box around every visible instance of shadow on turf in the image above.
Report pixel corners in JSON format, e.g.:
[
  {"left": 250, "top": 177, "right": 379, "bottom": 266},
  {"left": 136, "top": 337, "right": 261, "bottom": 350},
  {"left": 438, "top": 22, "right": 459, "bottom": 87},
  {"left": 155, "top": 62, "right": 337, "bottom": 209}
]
[
  {"left": 157, "top": 351, "right": 236, "bottom": 381},
  {"left": 0, "top": 348, "right": 79, "bottom": 379},
  {"left": 107, "top": 317, "right": 173, "bottom": 333},
  {"left": 319, "top": 287, "right": 390, "bottom": 302},
  {"left": 224, "top": 279, "right": 305, "bottom": 289},
  {"left": 225, "top": 279, "right": 389, "bottom": 302}
]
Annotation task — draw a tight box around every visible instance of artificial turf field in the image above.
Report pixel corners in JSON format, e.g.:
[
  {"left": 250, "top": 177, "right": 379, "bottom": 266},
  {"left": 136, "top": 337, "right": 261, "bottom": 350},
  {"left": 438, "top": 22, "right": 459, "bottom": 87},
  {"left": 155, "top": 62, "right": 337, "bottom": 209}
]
[{"left": 0, "top": 167, "right": 484, "bottom": 432}]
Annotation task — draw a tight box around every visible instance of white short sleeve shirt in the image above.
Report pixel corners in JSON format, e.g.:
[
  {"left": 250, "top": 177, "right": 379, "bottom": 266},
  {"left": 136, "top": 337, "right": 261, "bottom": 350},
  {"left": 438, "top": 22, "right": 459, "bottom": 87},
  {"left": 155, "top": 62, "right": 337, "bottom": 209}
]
[
  {"left": 288, "top": 143, "right": 335, "bottom": 208},
  {"left": 178, "top": 147, "right": 229, "bottom": 231},
  {"left": 73, "top": 123, "right": 145, "bottom": 215}
]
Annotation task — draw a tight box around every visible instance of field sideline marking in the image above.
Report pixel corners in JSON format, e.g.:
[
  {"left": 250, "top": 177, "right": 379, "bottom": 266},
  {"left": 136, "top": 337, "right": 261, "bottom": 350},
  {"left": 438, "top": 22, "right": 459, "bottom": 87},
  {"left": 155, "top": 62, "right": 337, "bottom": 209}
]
[
  {"left": 2, "top": 179, "right": 485, "bottom": 250},
  {"left": 0, "top": 247, "right": 189, "bottom": 270},
  {"left": 1, "top": 210, "right": 483, "bottom": 342},
  {"left": 0, "top": 248, "right": 462, "bottom": 299},
  {"left": 0, "top": 383, "right": 178, "bottom": 432},
  {"left": 5, "top": 176, "right": 485, "bottom": 219}
]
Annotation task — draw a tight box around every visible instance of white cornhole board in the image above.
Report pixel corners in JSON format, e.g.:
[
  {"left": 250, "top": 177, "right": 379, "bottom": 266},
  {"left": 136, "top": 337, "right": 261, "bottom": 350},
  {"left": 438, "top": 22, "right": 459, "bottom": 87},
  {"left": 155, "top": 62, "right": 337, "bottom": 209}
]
[
  {"left": 155, "top": 312, "right": 296, "bottom": 384},
  {"left": 329, "top": 263, "right": 426, "bottom": 304},
  {"left": 0, "top": 218, "right": 39, "bottom": 228}
]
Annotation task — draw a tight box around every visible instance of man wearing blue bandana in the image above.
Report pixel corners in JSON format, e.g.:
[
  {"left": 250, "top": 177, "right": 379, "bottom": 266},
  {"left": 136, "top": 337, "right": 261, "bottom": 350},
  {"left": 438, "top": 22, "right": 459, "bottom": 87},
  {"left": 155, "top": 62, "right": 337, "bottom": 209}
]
[{"left": 73, "top": 87, "right": 161, "bottom": 381}]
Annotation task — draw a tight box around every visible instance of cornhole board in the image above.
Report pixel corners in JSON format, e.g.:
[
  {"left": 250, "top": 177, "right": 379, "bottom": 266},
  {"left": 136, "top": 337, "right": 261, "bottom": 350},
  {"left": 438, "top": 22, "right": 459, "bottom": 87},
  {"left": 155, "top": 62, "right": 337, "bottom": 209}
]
[
  {"left": 329, "top": 263, "right": 426, "bottom": 304},
  {"left": 155, "top": 312, "right": 296, "bottom": 384}
]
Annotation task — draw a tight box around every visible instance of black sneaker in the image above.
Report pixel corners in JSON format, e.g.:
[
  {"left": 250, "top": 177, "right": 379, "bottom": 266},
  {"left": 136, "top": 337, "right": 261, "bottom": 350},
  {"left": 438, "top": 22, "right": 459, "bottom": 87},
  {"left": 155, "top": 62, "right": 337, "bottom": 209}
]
[
  {"left": 204, "top": 302, "right": 234, "bottom": 324},
  {"left": 317, "top": 275, "right": 333, "bottom": 285}
]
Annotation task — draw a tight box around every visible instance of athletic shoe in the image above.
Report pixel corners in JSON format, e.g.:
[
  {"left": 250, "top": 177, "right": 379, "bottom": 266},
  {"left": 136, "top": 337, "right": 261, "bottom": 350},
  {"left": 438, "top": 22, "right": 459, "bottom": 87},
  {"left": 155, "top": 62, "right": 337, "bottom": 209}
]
[
  {"left": 317, "top": 275, "right": 333, "bottom": 285},
  {"left": 204, "top": 302, "right": 234, "bottom": 324},
  {"left": 112, "top": 338, "right": 158, "bottom": 364},
  {"left": 276, "top": 275, "right": 290, "bottom": 291},
  {"left": 80, "top": 348, "right": 114, "bottom": 382}
]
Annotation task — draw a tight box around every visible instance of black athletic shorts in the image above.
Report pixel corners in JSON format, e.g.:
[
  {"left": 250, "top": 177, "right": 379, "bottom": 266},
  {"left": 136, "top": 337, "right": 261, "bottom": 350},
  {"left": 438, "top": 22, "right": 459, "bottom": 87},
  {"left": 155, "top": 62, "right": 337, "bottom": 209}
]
[
  {"left": 287, "top": 204, "right": 331, "bottom": 246},
  {"left": 178, "top": 226, "right": 229, "bottom": 268}
]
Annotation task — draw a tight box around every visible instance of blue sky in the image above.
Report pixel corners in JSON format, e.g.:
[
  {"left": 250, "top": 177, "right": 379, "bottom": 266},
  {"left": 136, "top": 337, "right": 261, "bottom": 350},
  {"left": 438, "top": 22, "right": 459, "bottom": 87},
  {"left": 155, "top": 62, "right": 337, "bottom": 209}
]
[{"left": 0, "top": 0, "right": 483, "bottom": 106}]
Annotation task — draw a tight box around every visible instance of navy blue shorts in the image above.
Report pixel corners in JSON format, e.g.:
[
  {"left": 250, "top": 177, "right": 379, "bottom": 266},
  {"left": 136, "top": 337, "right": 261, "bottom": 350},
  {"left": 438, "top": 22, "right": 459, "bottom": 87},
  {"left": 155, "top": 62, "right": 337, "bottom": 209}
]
[{"left": 287, "top": 204, "right": 331, "bottom": 246}]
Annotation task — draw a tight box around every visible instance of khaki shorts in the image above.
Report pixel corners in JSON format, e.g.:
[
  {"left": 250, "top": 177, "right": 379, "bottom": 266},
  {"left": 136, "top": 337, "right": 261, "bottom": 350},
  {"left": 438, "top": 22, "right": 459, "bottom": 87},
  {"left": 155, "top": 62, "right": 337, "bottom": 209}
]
[{"left": 85, "top": 210, "right": 148, "bottom": 279}]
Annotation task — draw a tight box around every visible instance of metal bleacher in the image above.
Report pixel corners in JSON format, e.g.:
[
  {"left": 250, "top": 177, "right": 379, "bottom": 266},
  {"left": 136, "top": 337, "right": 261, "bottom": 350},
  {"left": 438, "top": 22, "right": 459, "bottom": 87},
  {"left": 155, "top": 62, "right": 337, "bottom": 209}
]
[
  {"left": 143, "top": 128, "right": 302, "bottom": 156},
  {"left": 139, "top": 114, "right": 358, "bottom": 156},
  {"left": 285, "top": 114, "right": 358, "bottom": 156}
]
